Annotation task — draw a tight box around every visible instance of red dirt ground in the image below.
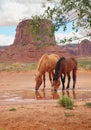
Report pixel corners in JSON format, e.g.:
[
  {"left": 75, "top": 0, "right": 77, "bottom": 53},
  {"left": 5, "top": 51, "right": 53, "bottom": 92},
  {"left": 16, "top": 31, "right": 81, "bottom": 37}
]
[{"left": 0, "top": 70, "right": 91, "bottom": 130}]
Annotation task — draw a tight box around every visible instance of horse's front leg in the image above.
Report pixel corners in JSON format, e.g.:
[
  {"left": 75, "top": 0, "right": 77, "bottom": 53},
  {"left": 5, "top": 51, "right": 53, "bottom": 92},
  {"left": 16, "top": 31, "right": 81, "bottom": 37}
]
[
  {"left": 43, "top": 73, "right": 45, "bottom": 91},
  {"left": 61, "top": 74, "right": 66, "bottom": 90},
  {"left": 66, "top": 73, "right": 71, "bottom": 90},
  {"left": 49, "top": 71, "right": 53, "bottom": 88}
]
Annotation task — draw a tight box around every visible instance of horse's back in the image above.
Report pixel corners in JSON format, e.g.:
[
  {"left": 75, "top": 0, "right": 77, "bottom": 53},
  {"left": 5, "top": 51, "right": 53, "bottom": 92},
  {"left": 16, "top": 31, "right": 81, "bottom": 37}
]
[
  {"left": 57, "top": 57, "right": 77, "bottom": 73},
  {"left": 37, "top": 53, "right": 59, "bottom": 72},
  {"left": 63, "top": 57, "right": 77, "bottom": 72},
  {"left": 48, "top": 54, "right": 59, "bottom": 69}
]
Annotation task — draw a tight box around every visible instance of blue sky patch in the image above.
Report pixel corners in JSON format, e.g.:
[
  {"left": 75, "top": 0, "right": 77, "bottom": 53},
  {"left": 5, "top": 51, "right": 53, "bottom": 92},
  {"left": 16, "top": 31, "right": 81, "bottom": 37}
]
[{"left": 0, "top": 26, "right": 16, "bottom": 36}]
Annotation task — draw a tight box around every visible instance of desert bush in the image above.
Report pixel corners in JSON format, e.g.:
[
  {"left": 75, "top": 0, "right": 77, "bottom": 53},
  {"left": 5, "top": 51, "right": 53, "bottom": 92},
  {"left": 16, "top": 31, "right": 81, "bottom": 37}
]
[
  {"left": 58, "top": 96, "right": 74, "bottom": 109},
  {"left": 85, "top": 102, "right": 91, "bottom": 107},
  {"left": 9, "top": 107, "right": 16, "bottom": 111}
]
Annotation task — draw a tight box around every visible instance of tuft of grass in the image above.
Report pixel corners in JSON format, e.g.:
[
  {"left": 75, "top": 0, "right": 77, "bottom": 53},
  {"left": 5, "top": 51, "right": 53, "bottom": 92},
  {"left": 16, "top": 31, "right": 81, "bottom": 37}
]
[
  {"left": 9, "top": 107, "right": 16, "bottom": 111},
  {"left": 85, "top": 102, "right": 91, "bottom": 107},
  {"left": 0, "top": 62, "right": 37, "bottom": 72},
  {"left": 77, "top": 57, "right": 91, "bottom": 70},
  {"left": 58, "top": 96, "right": 74, "bottom": 109},
  {"left": 64, "top": 112, "right": 74, "bottom": 117}
]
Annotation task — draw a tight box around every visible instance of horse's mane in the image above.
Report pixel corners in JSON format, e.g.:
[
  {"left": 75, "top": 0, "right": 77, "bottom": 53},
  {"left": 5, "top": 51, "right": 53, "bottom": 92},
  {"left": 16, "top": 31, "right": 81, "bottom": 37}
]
[
  {"left": 37, "top": 54, "right": 48, "bottom": 70},
  {"left": 53, "top": 57, "right": 65, "bottom": 80}
]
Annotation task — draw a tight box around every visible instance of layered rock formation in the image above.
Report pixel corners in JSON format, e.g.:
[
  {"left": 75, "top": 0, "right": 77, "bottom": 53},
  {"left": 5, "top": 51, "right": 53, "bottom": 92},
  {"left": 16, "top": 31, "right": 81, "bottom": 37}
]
[
  {"left": 0, "top": 19, "right": 70, "bottom": 62},
  {"left": 14, "top": 19, "right": 55, "bottom": 45},
  {"left": 62, "top": 39, "right": 91, "bottom": 56}
]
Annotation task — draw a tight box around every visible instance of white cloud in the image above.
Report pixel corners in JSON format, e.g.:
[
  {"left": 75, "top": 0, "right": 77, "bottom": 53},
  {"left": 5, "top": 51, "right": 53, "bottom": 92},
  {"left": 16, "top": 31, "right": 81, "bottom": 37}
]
[
  {"left": 55, "top": 31, "right": 91, "bottom": 44},
  {"left": 0, "top": 34, "right": 14, "bottom": 46},
  {"left": 0, "top": 0, "right": 49, "bottom": 26}
]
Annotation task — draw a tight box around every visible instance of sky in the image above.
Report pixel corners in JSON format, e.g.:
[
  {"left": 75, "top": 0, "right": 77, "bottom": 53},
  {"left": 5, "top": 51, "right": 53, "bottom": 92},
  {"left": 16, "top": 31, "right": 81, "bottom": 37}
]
[{"left": 0, "top": 0, "right": 90, "bottom": 46}]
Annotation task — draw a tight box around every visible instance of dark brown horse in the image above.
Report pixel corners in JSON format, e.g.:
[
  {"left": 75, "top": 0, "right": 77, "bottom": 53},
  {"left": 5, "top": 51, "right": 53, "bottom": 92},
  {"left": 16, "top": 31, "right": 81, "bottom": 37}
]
[
  {"left": 53, "top": 57, "right": 77, "bottom": 91},
  {"left": 35, "top": 54, "right": 60, "bottom": 91}
]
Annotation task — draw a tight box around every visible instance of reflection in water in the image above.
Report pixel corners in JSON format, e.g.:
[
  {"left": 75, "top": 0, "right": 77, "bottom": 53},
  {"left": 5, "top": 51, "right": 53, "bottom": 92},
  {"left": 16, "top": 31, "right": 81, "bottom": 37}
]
[
  {"left": 35, "top": 90, "right": 76, "bottom": 100},
  {"left": 51, "top": 91, "right": 60, "bottom": 99},
  {"left": 35, "top": 91, "right": 46, "bottom": 99},
  {"left": 35, "top": 91, "right": 60, "bottom": 100},
  {"left": 0, "top": 90, "right": 76, "bottom": 102},
  {"left": 72, "top": 90, "right": 76, "bottom": 99},
  {"left": 62, "top": 90, "right": 76, "bottom": 99}
]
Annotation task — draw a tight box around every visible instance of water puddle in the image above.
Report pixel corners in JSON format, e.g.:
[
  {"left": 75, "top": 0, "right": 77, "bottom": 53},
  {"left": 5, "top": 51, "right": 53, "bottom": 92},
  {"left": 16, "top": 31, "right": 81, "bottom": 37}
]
[{"left": 0, "top": 89, "right": 91, "bottom": 105}]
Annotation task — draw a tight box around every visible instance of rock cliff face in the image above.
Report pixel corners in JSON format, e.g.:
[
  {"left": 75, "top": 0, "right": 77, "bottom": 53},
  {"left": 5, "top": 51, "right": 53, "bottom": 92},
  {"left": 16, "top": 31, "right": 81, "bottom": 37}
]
[
  {"left": 62, "top": 39, "right": 91, "bottom": 56},
  {"left": 0, "top": 19, "right": 70, "bottom": 62},
  {"left": 14, "top": 19, "right": 55, "bottom": 46}
]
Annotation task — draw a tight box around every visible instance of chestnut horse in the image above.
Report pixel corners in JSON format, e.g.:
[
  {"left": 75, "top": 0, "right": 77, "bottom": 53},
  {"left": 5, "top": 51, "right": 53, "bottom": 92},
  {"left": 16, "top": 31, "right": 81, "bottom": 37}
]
[
  {"left": 53, "top": 57, "right": 77, "bottom": 91},
  {"left": 35, "top": 54, "right": 60, "bottom": 91}
]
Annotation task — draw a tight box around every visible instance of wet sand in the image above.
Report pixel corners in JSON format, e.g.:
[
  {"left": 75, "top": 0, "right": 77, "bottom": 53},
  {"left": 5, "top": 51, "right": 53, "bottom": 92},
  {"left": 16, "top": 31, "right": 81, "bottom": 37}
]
[{"left": 0, "top": 70, "right": 91, "bottom": 130}]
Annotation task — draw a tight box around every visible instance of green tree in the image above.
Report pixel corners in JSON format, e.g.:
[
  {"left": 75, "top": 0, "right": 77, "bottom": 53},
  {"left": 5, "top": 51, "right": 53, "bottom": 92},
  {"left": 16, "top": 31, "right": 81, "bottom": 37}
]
[{"left": 43, "top": 0, "right": 91, "bottom": 35}]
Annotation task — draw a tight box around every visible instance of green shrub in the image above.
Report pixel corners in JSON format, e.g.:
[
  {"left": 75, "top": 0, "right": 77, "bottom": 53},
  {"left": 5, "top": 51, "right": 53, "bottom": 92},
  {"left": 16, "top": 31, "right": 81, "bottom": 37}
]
[
  {"left": 58, "top": 96, "right": 74, "bottom": 109},
  {"left": 9, "top": 107, "right": 16, "bottom": 111},
  {"left": 85, "top": 102, "right": 91, "bottom": 107}
]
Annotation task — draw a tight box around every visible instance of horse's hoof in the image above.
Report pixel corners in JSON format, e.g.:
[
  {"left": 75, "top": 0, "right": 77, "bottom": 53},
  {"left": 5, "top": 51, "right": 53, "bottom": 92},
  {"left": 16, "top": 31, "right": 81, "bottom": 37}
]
[
  {"left": 35, "top": 88, "right": 38, "bottom": 91},
  {"left": 54, "top": 89, "right": 57, "bottom": 92}
]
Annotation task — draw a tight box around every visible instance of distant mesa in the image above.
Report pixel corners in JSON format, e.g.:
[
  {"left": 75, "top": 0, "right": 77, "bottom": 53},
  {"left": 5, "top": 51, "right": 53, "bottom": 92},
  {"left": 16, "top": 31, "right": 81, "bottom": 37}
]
[
  {"left": 0, "top": 19, "right": 70, "bottom": 62},
  {"left": 62, "top": 39, "right": 91, "bottom": 56}
]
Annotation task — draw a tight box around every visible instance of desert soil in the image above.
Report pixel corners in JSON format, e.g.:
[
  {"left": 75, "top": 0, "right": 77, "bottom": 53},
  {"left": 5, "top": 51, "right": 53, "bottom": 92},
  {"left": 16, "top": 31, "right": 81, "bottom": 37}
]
[{"left": 0, "top": 69, "right": 91, "bottom": 130}]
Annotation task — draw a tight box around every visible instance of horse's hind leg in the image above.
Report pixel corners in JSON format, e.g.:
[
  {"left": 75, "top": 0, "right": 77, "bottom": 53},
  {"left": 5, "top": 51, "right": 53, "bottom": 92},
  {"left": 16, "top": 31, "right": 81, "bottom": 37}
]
[
  {"left": 61, "top": 74, "right": 66, "bottom": 90},
  {"left": 72, "top": 69, "right": 76, "bottom": 89},
  {"left": 66, "top": 73, "right": 71, "bottom": 90}
]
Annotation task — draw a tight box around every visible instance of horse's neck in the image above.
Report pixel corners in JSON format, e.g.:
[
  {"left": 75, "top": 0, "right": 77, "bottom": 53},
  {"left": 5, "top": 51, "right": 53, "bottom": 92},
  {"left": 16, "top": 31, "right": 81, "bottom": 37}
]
[{"left": 37, "top": 71, "right": 42, "bottom": 77}]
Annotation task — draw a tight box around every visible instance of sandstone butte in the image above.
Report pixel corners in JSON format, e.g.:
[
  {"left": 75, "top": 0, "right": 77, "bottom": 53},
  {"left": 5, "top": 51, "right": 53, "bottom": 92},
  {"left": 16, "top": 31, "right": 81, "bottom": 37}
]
[{"left": 0, "top": 19, "right": 70, "bottom": 62}]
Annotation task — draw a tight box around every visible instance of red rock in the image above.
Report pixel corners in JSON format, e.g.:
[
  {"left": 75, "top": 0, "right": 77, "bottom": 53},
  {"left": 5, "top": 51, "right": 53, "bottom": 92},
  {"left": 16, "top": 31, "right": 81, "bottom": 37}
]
[
  {"left": 62, "top": 39, "right": 91, "bottom": 56},
  {"left": 0, "top": 19, "right": 70, "bottom": 62}
]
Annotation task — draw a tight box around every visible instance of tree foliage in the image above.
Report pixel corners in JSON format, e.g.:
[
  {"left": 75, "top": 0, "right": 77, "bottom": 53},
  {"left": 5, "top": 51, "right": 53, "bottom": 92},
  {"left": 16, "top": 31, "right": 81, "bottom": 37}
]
[
  {"left": 31, "top": 0, "right": 91, "bottom": 44},
  {"left": 43, "top": 0, "right": 91, "bottom": 35}
]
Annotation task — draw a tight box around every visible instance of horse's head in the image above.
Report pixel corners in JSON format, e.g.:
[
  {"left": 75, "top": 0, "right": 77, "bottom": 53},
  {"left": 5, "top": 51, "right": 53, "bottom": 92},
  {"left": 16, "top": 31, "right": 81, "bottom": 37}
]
[
  {"left": 35, "top": 73, "right": 42, "bottom": 91},
  {"left": 53, "top": 78, "right": 61, "bottom": 92}
]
